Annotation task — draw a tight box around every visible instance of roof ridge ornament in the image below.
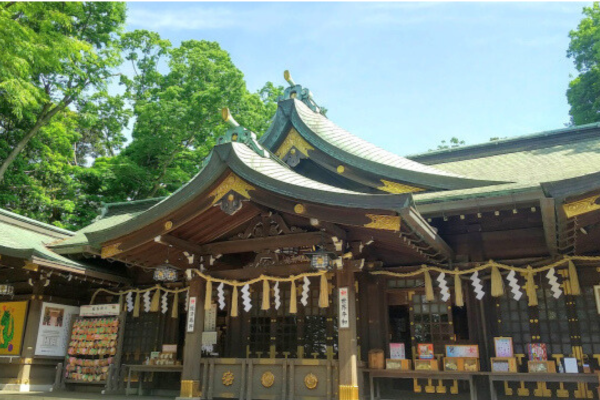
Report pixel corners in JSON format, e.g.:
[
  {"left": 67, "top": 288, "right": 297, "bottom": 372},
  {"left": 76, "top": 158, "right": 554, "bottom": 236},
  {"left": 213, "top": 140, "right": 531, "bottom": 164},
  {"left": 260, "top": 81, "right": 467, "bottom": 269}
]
[
  {"left": 280, "top": 70, "right": 324, "bottom": 115},
  {"left": 216, "top": 108, "right": 268, "bottom": 157}
]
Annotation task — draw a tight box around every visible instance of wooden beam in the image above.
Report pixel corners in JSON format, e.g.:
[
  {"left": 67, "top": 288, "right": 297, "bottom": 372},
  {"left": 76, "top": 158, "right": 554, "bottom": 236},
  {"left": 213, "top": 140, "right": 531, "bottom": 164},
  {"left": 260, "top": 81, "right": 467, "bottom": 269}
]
[
  {"left": 539, "top": 197, "right": 558, "bottom": 256},
  {"left": 155, "top": 231, "right": 327, "bottom": 256}
]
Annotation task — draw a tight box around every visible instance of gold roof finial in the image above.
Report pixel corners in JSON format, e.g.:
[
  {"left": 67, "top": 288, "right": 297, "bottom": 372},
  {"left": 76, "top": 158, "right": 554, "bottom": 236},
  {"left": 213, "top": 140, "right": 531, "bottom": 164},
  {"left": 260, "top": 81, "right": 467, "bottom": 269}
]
[
  {"left": 284, "top": 70, "right": 296, "bottom": 87},
  {"left": 221, "top": 108, "right": 239, "bottom": 128}
]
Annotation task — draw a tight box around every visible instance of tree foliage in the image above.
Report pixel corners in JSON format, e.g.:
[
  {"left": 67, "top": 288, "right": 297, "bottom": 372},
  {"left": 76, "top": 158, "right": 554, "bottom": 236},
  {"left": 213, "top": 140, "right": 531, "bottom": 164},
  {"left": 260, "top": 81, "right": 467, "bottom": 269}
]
[
  {"left": 567, "top": 3, "right": 600, "bottom": 125},
  {"left": 0, "top": 6, "right": 284, "bottom": 230}
]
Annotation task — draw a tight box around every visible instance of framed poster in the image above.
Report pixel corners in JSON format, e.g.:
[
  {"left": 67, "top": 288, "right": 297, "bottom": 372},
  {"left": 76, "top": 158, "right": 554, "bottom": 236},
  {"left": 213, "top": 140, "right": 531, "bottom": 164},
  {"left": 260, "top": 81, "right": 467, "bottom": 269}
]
[
  {"left": 564, "top": 357, "right": 579, "bottom": 373},
  {"left": 417, "top": 343, "right": 434, "bottom": 359},
  {"left": 35, "top": 302, "right": 80, "bottom": 357},
  {"left": 527, "top": 343, "right": 547, "bottom": 361},
  {"left": 0, "top": 301, "right": 28, "bottom": 355},
  {"left": 389, "top": 343, "right": 405, "bottom": 359},
  {"left": 446, "top": 344, "right": 479, "bottom": 358},
  {"left": 494, "top": 337, "right": 514, "bottom": 358}
]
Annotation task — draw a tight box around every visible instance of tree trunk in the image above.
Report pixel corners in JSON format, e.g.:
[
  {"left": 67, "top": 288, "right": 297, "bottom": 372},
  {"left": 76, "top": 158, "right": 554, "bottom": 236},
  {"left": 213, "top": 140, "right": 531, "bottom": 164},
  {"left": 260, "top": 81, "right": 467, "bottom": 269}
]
[{"left": 0, "top": 103, "right": 67, "bottom": 183}]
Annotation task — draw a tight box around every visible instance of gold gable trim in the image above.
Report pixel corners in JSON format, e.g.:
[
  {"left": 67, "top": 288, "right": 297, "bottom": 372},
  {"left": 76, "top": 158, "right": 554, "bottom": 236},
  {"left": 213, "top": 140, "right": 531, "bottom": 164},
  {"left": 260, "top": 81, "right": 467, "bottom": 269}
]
[
  {"left": 364, "top": 214, "right": 401, "bottom": 231},
  {"left": 275, "top": 128, "right": 314, "bottom": 159},
  {"left": 101, "top": 242, "right": 122, "bottom": 259},
  {"left": 209, "top": 173, "right": 255, "bottom": 205},
  {"left": 563, "top": 194, "right": 600, "bottom": 218},
  {"left": 378, "top": 179, "right": 424, "bottom": 194}
]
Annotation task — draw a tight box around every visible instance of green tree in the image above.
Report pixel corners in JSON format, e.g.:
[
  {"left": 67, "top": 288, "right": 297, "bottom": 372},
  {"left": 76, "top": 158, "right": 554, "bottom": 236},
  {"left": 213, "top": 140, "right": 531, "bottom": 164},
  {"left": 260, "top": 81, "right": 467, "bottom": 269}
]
[
  {"left": 0, "top": 2, "right": 127, "bottom": 181},
  {"left": 567, "top": 3, "right": 600, "bottom": 125},
  {"left": 110, "top": 31, "right": 283, "bottom": 200},
  {"left": 429, "top": 137, "right": 466, "bottom": 151}
]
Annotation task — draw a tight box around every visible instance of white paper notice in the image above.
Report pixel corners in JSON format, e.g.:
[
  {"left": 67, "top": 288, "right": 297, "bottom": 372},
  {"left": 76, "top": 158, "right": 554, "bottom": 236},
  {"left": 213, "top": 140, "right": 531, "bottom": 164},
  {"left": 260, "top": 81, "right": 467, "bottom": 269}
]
[
  {"left": 35, "top": 302, "right": 80, "bottom": 357},
  {"left": 338, "top": 287, "right": 349, "bottom": 329}
]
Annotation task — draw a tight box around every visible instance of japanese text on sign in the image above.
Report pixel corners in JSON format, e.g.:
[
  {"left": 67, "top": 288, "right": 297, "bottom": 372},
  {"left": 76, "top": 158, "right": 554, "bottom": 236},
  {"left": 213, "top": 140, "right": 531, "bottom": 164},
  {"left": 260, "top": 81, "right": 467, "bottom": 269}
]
[
  {"left": 187, "top": 297, "right": 197, "bottom": 333},
  {"left": 338, "top": 287, "right": 349, "bottom": 329},
  {"left": 80, "top": 303, "right": 119, "bottom": 317}
]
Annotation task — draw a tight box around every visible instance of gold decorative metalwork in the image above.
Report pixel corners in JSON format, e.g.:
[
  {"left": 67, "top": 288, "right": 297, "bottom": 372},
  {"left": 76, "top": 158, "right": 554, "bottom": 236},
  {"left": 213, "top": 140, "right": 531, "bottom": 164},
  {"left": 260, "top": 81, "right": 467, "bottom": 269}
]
[
  {"left": 22, "top": 262, "right": 38, "bottom": 272},
  {"left": 180, "top": 380, "right": 201, "bottom": 398},
  {"left": 337, "top": 165, "right": 345, "bottom": 174},
  {"left": 261, "top": 371, "right": 275, "bottom": 388},
  {"left": 563, "top": 193, "right": 600, "bottom": 218},
  {"left": 209, "top": 173, "right": 255, "bottom": 205},
  {"left": 222, "top": 371, "right": 234, "bottom": 386},
  {"left": 294, "top": 203, "right": 305, "bottom": 214},
  {"left": 378, "top": 179, "right": 424, "bottom": 194},
  {"left": 101, "top": 242, "right": 122, "bottom": 259},
  {"left": 304, "top": 373, "right": 318, "bottom": 390},
  {"left": 339, "top": 384, "right": 359, "bottom": 399},
  {"left": 364, "top": 214, "right": 401, "bottom": 231},
  {"left": 164, "top": 221, "right": 173, "bottom": 230},
  {"left": 275, "top": 128, "right": 314, "bottom": 159}
]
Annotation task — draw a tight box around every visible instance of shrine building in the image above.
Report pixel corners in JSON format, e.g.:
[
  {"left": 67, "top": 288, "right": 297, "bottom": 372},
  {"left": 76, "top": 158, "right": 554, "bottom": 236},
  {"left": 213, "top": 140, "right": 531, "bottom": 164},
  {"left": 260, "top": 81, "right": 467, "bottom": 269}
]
[{"left": 1, "top": 72, "right": 600, "bottom": 400}]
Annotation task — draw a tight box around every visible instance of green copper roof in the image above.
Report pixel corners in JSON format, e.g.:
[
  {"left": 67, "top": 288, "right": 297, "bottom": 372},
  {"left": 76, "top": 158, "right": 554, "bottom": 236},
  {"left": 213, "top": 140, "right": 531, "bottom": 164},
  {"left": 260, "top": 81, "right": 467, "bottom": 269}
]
[
  {"left": 260, "top": 99, "right": 504, "bottom": 190},
  {"left": 0, "top": 208, "right": 83, "bottom": 269},
  {"left": 412, "top": 124, "right": 600, "bottom": 204},
  {"left": 50, "top": 197, "right": 165, "bottom": 253},
  {"left": 82, "top": 139, "right": 413, "bottom": 247}
]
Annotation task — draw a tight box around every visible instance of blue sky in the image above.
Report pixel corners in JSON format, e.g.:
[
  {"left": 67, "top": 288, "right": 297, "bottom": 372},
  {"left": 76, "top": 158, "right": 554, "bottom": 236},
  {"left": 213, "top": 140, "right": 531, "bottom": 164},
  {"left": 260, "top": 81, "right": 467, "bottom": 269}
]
[{"left": 124, "top": 1, "right": 592, "bottom": 156}]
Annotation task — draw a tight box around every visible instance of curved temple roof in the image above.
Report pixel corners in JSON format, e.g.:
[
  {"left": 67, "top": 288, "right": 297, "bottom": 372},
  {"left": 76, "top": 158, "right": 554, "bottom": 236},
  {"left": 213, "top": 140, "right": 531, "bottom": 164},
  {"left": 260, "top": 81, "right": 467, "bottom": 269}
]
[
  {"left": 260, "top": 98, "right": 505, "bottom": 192},
  {"left": 80, "top": 136, "right": 415, "bottom": 250}
]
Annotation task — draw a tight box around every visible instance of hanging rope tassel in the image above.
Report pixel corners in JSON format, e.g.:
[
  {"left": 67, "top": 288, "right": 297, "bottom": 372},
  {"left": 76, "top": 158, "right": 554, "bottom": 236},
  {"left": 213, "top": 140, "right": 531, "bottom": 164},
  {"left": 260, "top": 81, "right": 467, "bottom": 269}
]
[
  {"left": 231, "top": 286, "right": 239, "bottom": 317},
  {"left": 171, "top": 291, "right": 179, "bottom": 319},
  {"left": 424, "top": 268, "right": 435, "bottom": 302},
  {"left": 319, "top": 273, "right": 329, "bottom": 308},
  {"left": 289, "top": 281, "right": 298, "bottom": 314},
  {"left": 262, "top": 279, "right": 270, "bottom": 310},
  {"left": 133, "top": 291, "right": 141, "bottom": 317},
  {"left": 567, "top": 260, "right": 581, "bottom": 296},
  {"left": 525, "top": 266, "right": 538, "bottom": 307},
  {"left": 491, "top": 265, "right": 505, "bottom": 297},
  {"left": 454, "top": 270, "right": 464, "bottom": 307},
  {"left": 150, "top": 288, "right": 160, "bottom": 312},
  {"left": 205, "top": 279, "right": 213, "bottom": 310}
]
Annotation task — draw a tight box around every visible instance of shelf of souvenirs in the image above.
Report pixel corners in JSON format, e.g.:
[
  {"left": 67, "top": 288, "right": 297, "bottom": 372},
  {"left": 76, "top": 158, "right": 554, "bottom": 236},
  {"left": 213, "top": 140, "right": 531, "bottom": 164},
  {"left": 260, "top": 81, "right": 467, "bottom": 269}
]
[{"left": 370, "top": 339, "right": 596, "bottom": 374}]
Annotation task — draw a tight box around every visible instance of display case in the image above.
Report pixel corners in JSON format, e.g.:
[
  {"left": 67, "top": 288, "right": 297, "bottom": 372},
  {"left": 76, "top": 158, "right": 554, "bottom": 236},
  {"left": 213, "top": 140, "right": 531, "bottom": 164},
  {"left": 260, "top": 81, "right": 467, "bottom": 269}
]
[
  {"left": 386, "top": 359, "right": 411, "bottom": 370},
  {"left": 528, "top": 360, "right": 556, "bottom": 373},
  {"left": 443, "top": 357, "right": 480, "bottom": 372},
  {"left": 490, "top": 357, "right": 518, "bottom": 372},
  {"left": 414, "top": 359, "right": 439, "bottom": 371}
]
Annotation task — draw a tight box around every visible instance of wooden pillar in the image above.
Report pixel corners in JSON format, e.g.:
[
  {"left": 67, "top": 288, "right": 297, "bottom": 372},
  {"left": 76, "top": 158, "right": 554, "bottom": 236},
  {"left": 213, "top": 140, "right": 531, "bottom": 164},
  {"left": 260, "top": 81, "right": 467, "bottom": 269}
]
[
  {"left": 17, "top": 278, "right": 44, "bottom": 392},
  {"left": 336, "top": 267, "right": 360, "bottom": 400},
  {"left": 178, "top": 277, "right": 205, "bottom": 399}
]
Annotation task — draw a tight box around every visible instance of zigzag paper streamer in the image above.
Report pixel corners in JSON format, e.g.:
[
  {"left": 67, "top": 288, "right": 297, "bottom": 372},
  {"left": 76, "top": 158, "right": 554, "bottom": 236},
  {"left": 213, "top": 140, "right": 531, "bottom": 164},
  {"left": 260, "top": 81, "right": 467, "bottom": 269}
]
[
  {"left": 506, "top": 270, "right": 523, "bottom": 301},
  {"left": 274, "top": 282, "right": 281, "bottom": 310},
  {"left": 217, "top": 283, "right": 226, "bottom": 310},
  {"left": 143, "top": 291, "right": 151, "bottom": 312},
  {"left": 437, "top": 272, "right": 450, "bottom": 302},
  {"left": 241, "top": 284, "right": 252, "bottom": 312},
  {"left": 471, "top": 271, "right": 485, "bottom": 300},
  {"left": 301, "top": 276, "right": 310, "bottom": 306},
  {"left": 161, "top": 292, "right": 169, "bottom": 314},
  {"left": 546, "top": 267, "right": 562, "bottom": 299},
  {"left": 126, "top": 292, "right": 134, "bottom": 312},
  {"left": 184, "top": 290, "right": 189, "bottom": 312}
]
